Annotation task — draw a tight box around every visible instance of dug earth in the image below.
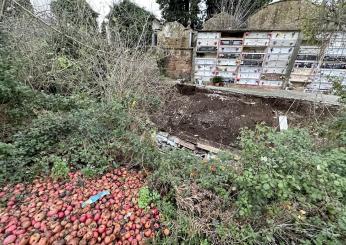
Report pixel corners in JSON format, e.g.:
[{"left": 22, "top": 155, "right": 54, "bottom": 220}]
[{"left": 152, "top": 85, "right": 333, "bottom": 148}]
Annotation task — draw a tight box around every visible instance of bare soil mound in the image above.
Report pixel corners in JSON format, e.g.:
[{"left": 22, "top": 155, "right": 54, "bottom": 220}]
[{"left": 152, "top": 85, "right": 335, "bottom": 147}]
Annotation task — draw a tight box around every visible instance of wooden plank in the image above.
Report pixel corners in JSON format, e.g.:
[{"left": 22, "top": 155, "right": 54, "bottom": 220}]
[
  {"left": 176, "top": 138, "right": 196, "bottom": 151},
  {"left": 197, "top": 142, "right": 221, "bottom": 153}
]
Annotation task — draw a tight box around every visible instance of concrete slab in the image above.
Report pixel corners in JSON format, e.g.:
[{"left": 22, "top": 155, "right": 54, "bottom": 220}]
[
  {"left": 202, "top": 85, "right": 341, "bottom": 106},
  {"left": 165, "top": 80, "right": 340, "bottom": 106}
]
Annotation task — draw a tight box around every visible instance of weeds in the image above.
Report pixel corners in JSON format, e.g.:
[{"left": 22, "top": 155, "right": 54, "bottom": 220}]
[
  {"left": 138, "top": 186, "right": 160, "bottom": 209},
  {"left": 149, "top": 124, "right": 346, "bottom": 244},
  {"left": 81, "top": 165, "right": 103, "bottom": 178},
  {"left": 51, "top": 157, "right": 69, "bottom": 180}
]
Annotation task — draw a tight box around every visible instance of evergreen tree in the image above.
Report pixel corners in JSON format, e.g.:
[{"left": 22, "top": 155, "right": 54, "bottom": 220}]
[
  {"left": 190, "top": 0, "right": 202, "bottom": 29},
  {"left": 157, "top": 0, "right": 201, "bottom": 28},
  {"left": 52, "top": 0, "right": 98, "bottom": 29},
  {"left": 205, "top": 0, "right": 218, "bottom": 20},
  {"left": 52, "top": 0, "right": 154, "bottom": 47},
  {"left": 110, "top": 0, "right": 155, "bottom": 47}
]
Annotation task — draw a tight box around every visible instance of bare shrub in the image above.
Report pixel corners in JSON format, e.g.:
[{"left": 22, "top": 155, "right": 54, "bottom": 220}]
[{"left": 2, "top": 0, "right": 168, "bottom": 111}]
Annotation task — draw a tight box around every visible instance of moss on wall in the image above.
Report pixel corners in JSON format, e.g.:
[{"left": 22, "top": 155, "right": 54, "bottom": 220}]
[
  {"left": 203, "top": 12, "right": 238, "bottom": 30},
  {"left": 248, "top": 0, "right": 318, "bottom": 30}
]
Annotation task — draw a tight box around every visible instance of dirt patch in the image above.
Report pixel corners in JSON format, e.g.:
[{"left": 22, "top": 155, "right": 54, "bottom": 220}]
[{"left": 152, "top": 85, "right": 337, "bottom": 148}]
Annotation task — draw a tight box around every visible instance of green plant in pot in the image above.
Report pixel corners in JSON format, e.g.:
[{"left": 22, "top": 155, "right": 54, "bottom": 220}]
[{"left": 211, "top": 76, "right": 224, "bottom": 86}]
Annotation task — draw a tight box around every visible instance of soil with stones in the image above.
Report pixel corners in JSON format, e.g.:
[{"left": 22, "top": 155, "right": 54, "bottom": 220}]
[{"left": 152, "top": 85, "right": 337, "bottom": 148}]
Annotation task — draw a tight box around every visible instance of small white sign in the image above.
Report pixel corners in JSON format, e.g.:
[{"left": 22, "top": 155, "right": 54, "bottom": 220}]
[{"left": 279, "top": 116, "right": 288, "bottom": 131}]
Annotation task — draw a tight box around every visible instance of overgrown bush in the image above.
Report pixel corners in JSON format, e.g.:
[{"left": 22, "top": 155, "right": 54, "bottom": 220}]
[
  {"left": 238, "top": 126, "right": 345, "bottom": 211},
  {"left": 150, "top": 125, "right": 346, "bottom": 244},
  {"left": 0, "top": 97, "right": 158, "bottom": 185},
  {"left": 3, "top": 1, "right": 166, "bottom": 108},
  {"left": 52, "top": 0, "right": 98, "bottom": 29},
  {"left": 0, "top": 0, "right": 166, "bottom": 185},
  {"left": 110, "top": 0, "right": 155, "bottom": 47},
  {"left": 236, "top": 126, "right": 346, "bottom": 242}
]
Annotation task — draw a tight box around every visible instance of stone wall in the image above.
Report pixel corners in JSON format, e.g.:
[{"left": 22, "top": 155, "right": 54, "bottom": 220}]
[
  {"left": 248, "top": 0, "right": 318, "bottom": 30},
  {"left": 157, "top": 22, "right": 192, "bottom": 49},
  {"left": 163, "top": 49, "right": 192, "bottom": 80},
  {"left": 156, "top": 22, "right": 193, "bottom": 79}
]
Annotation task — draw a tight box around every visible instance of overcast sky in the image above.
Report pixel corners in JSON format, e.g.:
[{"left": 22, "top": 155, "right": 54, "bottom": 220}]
[{"left": 133, "top": 0, "right": 161, "bottom": 18}]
